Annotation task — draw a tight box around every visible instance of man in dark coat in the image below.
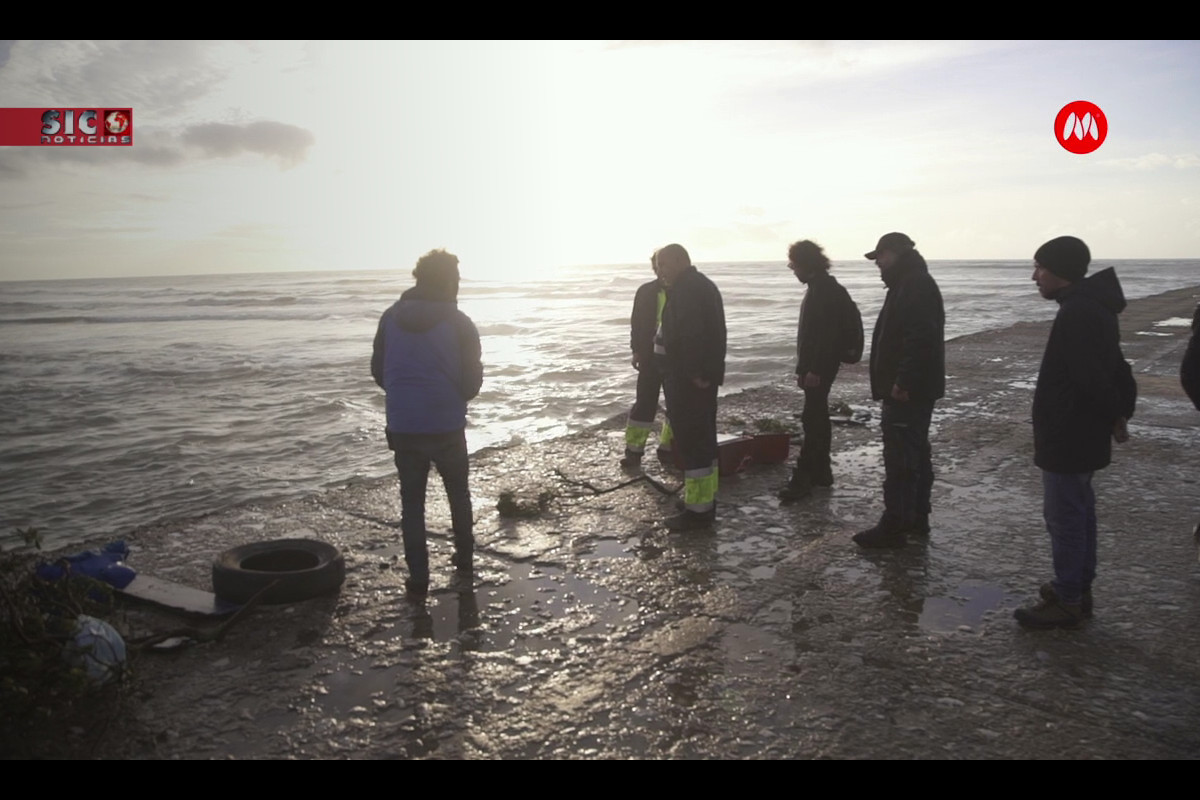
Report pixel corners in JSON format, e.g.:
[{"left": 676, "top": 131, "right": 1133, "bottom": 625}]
[
  {"left": 372, "top": 249, "right": 483, "bottom": 599},
  {"left": 1182, "top": 302, "right": 1200, "bottom": 411},
  {"left": 779, "top": 239, "right": 856, "bottom": 501},
  {"left": 854, "top": 232, "right": 945, "bottom": 549},
  {"left": 655, "top": 243, "right": 726, "bottom": 531},
  {"left": 621, "top": 252, "right": 674, "bottom": 468},
  {"left": 1182, "top": 303, "right": 1200, "bottom": 552},
  {"left": 1014, "top": 236, "right": 1136, "bottom": 629}
]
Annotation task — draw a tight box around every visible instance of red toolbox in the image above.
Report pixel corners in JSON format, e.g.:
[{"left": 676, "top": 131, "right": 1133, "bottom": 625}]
[
  {"left": 671, "top": 434, "right": 756, "bottom": 476},
  {"left": 749, "top": 433, "right": 791, "bottom": 464}
]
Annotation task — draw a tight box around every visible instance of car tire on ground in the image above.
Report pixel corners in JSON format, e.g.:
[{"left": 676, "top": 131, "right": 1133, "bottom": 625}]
[{"left": 212, "top": 539, "right": 345, "bottom": 605}]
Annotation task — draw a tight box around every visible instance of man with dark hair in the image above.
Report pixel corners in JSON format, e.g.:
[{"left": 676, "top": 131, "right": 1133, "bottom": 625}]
[
  {"left": 1015, "top": 236, "right": 1136, "bottom": 629},
  {"left": 654, "top": 243, "right": 726, "bottom": 531},
  {"left": 854, "top": 232, "right": 945, "bottom": 549},
  {"left": 372, "top": 249, "right": 483, "bottom": 599},
  {"left": 621, "top": 251, "right": 674, "bottom": 468},
  {"left": 779, "top": 239, "right": 857, "bottom": 502}
]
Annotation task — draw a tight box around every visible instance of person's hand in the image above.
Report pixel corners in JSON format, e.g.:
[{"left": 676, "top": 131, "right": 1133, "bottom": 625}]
[
  {"left": 692, "top": 377, "right": 711, "bottom": 389},
  {"left": 803, "top": 372, "right": 822, "bottom": 389},
  {"left": 890, "top": 384, "right": 910, "bottom": 402},
  {"left": 631, "top": 354, "right": 640, "bottom": 370},
  {"left": 1113, "top": 417, "right": 1129, "bottom": 444}
]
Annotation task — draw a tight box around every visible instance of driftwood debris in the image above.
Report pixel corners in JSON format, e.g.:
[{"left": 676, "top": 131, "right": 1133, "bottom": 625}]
[
  {"left": 128, "top": 579, "right": 279, "bottom": 651},
  {"left": 554, "top": 468, "right": 680, "bottom": 497}
]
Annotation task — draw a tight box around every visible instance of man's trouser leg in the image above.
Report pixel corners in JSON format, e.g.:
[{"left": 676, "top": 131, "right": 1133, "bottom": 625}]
[
  {"left": 658, "top": 365, "right": 675, "bottom": 453},
  {"left": 1043, "top": 470, "right": 1096, "bottom": 605},
  {"left": 917, "top": 403, "right": 936, "bottom": 520},
  {"left": 393, "top": 435, "right": 432, "bottom": 583},
  {"left": 799, "top": 382, "right": 834, "bottom": 481},
  {"left": 881, "top": 398, "right": 934, "bottom": 530},
  {"left": 624, "top": 365, "right": 662, "bottom": 456},
  {"left": 670, "top": 376, "right": 718, "bottom": 514},
  {"left": 431, "top": 430, "right": 474, "bottom": 568}
]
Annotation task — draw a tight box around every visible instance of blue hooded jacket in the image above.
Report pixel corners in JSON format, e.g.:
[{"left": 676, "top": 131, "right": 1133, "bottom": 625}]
[{"left": 371, "top": 285, "right": 483, "bottom": 435}]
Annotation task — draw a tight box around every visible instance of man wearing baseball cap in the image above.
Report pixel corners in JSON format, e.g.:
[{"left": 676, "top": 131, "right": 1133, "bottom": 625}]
[
  {"left": 854, "top": 232, "right": 945, "bottom": 549},
  {"left": 1015, "top": 236, "right": 1136, "bottom": 629}
]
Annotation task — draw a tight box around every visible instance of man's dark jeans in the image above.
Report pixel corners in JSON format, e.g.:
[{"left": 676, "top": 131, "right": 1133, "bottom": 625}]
[
  {"left": 390, "top": 429, "right": 473, "bottom": 583},
  {"left": 1042, "top": 470, "right": 1097, "bottom": 605},
  {"left": 881, "top": 398, "right": 934, "bottom": 530}
]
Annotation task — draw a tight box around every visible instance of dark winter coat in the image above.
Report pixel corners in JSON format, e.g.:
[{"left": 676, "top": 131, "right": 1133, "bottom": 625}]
[
  {"left": 371, "top": 284, "right": 483, "bottom": 435},
  {"left": 1182, "top": 303, "right": 1200, "bottom": 411},
  {"left": 869, "top": 249, "right": 945, "bottom": 402},
  {"left": 796, "top": 270, "right": 853, "bottom": 381},
  {"left": 661, "top": 266, "right": 726, "bottom": 386},
  {"left": 631, "top": 278, "right": 666, "bottom": 366},
  {"left": 1033, "top": 267, "right": 1135, "bottom": 473}
]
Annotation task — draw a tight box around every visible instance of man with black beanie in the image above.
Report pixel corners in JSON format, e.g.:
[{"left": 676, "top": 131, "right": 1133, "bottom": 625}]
[{"left": 1014, "top": 236, "right": 1136, "bottom": 629}]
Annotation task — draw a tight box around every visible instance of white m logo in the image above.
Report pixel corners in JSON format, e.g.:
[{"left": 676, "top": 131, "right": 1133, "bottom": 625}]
[{"left": 1063, "top": 112, "right": 1099, "bottom": 141}]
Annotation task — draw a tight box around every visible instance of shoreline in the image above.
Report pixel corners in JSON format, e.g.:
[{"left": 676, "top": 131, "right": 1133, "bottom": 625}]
[{"left": 30, "top": 284, "right": 1200, "bottom": 759}]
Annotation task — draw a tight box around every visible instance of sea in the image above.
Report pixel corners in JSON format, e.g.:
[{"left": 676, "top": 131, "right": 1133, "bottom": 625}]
[{"left": 2, "top": 259, "right": 1196, "bottom": 552}]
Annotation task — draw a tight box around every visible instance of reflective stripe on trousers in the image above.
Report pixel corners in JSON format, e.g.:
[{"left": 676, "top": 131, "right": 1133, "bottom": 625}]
[
  {"left": 684, "top": 460, "right": 718, "bottom": 512},
  {"left": 624, "top": 418, "right": 652, "bottom": 452},
  {"left": 659, "top": 419, "right": 674, "bottom": 448}
]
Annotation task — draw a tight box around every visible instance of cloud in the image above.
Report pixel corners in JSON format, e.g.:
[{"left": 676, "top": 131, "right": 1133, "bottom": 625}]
[
  {"left": 0, "top": 154, "right": 26, "bottom": 180},
  {"left": 1099, "top": 153, "right": 1200, "bottom": 170},
  {"left": 0, "top": 120, "right": 314, "bottom": 177},
  {"left": 180, "top": 121, "right": 315, "bottom": 168},
  {"left": 0, "top": 40, "right": 226, "bottom": 114}
]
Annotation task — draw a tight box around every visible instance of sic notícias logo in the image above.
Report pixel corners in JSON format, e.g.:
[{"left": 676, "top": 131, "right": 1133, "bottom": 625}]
[{"left": 40, "top": 109, "right": 132, "bottom": 144}]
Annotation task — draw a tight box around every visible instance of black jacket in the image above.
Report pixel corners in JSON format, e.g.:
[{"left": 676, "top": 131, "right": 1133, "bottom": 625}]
[
  {"left": 796, "top": 271, "right": 852, "bottom": 381},
  {"left": 631, "top": 278, "right": 665, "bottom": 366},
  {"left": 869, "top": 250, "right": 945, "bottom": 402},
  {"left": 1182, "top": 303, "right": 1200, "bottom": 411},
  {"left": 1033, "top": 267, "right": 1134, "bottom": 473},
  {"left": 661, "top": 266, "right": 726, "bottom": 386}
]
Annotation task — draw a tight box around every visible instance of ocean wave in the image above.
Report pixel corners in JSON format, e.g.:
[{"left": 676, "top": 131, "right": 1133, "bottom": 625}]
[
  {"left": 478, "top": 323, "right": 530, "bottom": 336},
  {"left": 0, "top": 311, "right": 333, "bottom": 325},
  {"left": 180, "top": 295, "right": 300, "bottom": 307}
]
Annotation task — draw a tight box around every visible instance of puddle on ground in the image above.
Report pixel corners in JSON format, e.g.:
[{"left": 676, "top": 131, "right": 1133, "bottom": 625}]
[
  {"left": 311, "top": 562, "right": 633, "bottom": 716},
  {"left": 918, "top": 580, "right": 1013, "bottom": 634},
  {"left": 721, "top": 622, "right": 792, "bottom": 676},
  {"left": 580, "top": 538, "right": 635, "bottom": 560}
]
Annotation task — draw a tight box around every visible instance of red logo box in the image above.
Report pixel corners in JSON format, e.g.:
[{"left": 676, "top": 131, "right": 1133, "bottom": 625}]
[{"left": 0, "top": 108, "right": 133, "bottom": 146}]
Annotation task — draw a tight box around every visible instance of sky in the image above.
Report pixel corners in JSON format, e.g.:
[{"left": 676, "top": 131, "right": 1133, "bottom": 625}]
[{"left": 1, "top": 40, "right": 1198, "bottom": 282}]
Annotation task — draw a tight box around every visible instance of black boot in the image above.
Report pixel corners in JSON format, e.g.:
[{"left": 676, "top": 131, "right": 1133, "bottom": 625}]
[
  {"left": 853, "top": 517, "right": 906, "bottom": 549},
  {"left": 778, "top": 469, "right": 812, "bottom": 502}
]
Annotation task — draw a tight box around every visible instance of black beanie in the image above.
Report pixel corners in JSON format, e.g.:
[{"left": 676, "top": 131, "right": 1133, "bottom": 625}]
[{"left": 1034, "top": 236, "right": 1090, "bottom": 282}]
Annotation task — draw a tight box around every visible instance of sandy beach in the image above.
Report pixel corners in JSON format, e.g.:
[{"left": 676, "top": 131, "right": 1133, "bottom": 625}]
[{"left": 44, "top": 285, "right": 1200, "bottom": 760}]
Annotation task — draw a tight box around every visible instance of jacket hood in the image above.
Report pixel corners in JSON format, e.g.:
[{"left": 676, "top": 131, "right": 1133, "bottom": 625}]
[
  {"left": 1059, "top": 267, "right": 1126, "bottom": 315},
  {"left": 881, "top": 248, "right": 928, "bottom": 288},
  {"left": 390, "top": 285, "right": 458, "bottom": 332}
]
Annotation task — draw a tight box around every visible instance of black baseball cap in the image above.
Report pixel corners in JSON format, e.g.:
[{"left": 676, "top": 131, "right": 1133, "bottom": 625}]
[{"left": 865, "top": 232, "right": 915, "bottom": 260}]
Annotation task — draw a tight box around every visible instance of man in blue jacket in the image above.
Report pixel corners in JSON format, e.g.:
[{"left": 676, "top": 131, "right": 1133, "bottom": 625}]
[
  {"left": 372, "top": 249, "right": 483, "bottom": 599},
  {"left": 1015, "top": 236, "right": 1135, "bottom": 629}
]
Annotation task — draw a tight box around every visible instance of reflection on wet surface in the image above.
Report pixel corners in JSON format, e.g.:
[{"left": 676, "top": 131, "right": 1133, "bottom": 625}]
[{"left": 918, "top": 580, "right": 1016, "bottom": 634}]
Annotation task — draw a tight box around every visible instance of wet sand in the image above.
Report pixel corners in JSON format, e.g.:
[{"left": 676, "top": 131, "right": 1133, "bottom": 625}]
[{"left": 92, "top": 286, "right": 1200, "bottom": 759}]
